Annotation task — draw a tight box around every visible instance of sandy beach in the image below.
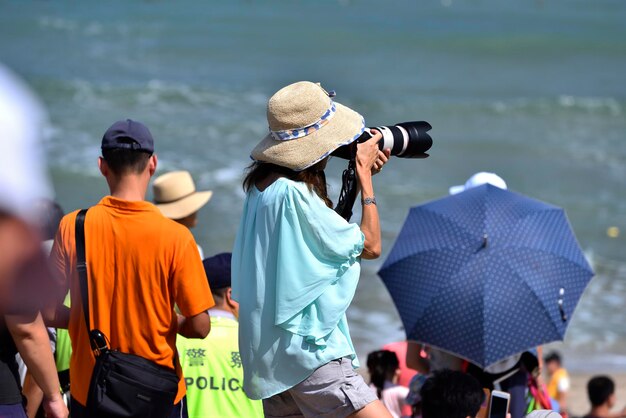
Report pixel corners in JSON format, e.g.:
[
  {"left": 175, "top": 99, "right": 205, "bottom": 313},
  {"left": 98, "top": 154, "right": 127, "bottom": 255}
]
[{"left": 566, "top": 372, "right": 626, "bottom": 417}]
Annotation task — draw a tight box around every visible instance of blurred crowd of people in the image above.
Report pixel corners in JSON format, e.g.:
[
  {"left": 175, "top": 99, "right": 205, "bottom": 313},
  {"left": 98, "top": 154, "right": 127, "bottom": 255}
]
[{"left": 365, "top": 342, "right": 626, "bottom": 418}]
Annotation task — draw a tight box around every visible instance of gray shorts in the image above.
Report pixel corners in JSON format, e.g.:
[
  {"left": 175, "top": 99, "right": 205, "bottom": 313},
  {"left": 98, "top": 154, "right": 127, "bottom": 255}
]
[{"left": 263, "top": 357, "right": 377, "bottom": 418}]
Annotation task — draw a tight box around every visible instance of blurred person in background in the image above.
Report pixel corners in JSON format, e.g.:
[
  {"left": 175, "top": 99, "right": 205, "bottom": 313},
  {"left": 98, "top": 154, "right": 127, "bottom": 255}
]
[
  {"left": 0, "top": 63, "right": 52, "bottom": 313},
  {"left": 544, "top": 352, "right": 570, "bottom": 415},
  {"left": 583, "top": 376, "right": 626, "bottom": 418},
  {"left": 419, "top": 370, "right": 484, "bottom": 418},
  {"left": 19, "top": 200, "right": 66, "bottom": 418},
  {"left": 367, "top": 350, "right": 409, "bottom": 418},
  {"left": 0, "top": 64, "right": 68, "bottom": 418},
  {"left": 383, "top": 341, "right": 417, "bottom": 417}
]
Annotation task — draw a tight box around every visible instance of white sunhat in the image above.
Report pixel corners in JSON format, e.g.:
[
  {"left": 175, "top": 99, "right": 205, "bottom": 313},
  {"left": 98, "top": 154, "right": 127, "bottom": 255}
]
[
  {"left": 449, "top": 171, "right": 508, "bottom": 195},
  {"left": 0, "top": 63, "right": 52, "bottom": 221},
  {"left": 251, "top": 81, "right": 365, "bottom": 171},
  {"left": 153, "top": 171, "right": 213, "bottom": 220}
]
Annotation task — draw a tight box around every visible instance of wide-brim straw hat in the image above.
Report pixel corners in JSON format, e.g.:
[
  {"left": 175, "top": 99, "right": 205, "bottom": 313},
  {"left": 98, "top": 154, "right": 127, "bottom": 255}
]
[
  {"left": 251, "top": 81, "right": 365, "bottom": 171},
  {"left": 153, "top": 171, "right": 212, "bottom": 220}
]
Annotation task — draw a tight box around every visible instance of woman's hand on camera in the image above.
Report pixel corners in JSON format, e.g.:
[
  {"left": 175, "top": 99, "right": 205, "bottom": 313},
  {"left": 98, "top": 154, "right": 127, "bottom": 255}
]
[
  {"left": 372, "top": 148, "right": 390, "bottom": 176},
  {"left": 355, "top": 129, "right": 390, "bottom": 178}
]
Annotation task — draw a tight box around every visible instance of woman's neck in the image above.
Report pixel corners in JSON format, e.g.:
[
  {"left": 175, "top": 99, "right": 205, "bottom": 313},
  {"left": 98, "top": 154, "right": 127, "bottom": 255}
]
[{"left": 256, "top": 173, "right": 284, "bottom": 192}]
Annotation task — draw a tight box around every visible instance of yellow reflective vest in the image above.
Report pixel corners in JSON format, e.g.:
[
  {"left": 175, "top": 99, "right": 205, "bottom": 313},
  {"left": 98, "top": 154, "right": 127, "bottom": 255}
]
[
  {"left": 177, "top": 311, "right": 263, "bottom": 418},
  {"left": 55, "top": 294, "right": 72, "bottom": 372}
]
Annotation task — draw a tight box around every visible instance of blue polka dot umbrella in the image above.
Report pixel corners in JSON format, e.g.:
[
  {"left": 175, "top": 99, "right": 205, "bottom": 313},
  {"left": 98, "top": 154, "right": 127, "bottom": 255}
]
[{"left": 378, "top": 184, "right": 594, "bottom": 368}]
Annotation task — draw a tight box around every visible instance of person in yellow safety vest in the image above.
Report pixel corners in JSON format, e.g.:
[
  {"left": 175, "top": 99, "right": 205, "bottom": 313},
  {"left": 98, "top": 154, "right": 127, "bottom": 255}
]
[
  {"left": 177, "top": 253, "right": 263, "bottom": 418},
  {"left": 55, "top": 293, "right": 71, "bottom": 397}
]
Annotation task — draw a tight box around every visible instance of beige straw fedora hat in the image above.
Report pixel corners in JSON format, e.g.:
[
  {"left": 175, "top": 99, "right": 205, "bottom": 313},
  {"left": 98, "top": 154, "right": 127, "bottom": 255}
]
[
  {"left": 153, "top": 171, "right": 212, "bottom": 219},
  {"left": 251, "top": 81, "right": 365, "bottom": 171}
]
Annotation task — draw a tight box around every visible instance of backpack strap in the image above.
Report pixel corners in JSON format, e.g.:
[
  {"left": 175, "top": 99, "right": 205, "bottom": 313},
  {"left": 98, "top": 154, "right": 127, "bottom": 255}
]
[{"left": 75, "top": 209, "right": 90, "bottom": 335}]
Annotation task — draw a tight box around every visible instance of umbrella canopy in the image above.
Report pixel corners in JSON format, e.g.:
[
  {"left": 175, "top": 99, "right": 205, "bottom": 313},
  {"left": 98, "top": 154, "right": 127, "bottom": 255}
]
[{"left": 379, "top": 184, "right": 594, "bottom": 368}]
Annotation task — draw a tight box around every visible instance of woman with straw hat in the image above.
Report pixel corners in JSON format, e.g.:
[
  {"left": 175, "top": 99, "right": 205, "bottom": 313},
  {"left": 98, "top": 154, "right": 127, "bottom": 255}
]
[{"left": 232, "top": 81, "right": 392, "bottom": 418}]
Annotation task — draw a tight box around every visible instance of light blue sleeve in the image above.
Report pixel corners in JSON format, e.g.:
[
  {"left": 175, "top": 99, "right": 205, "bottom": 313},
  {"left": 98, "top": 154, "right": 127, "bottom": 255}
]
[
  {"left": 230, "top": 193, "right": 251, "bottom": 303},
  {"left": 274, "top": 183, "right": 364, "bottom": 347}
]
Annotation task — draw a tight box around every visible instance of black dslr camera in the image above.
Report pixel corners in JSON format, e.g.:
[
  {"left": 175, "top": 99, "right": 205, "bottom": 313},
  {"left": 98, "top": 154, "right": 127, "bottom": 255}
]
[
  {"left": 332, "top": 121, "right": 433, "bottom": 160},
  {"left": 333, "top": 121, "right": 433, "bottom": 221}
]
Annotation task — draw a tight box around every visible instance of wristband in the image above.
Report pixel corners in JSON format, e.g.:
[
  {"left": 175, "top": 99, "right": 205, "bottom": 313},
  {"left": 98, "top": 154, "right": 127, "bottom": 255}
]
[{"left": 362, "top": 196, "right": 376, "bottom": 206}]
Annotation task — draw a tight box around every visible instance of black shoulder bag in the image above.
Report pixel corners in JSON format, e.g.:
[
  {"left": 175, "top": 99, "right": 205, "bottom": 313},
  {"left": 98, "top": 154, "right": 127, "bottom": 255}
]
[{"left": 75, "top": 209, "right": 179, "bottom": 418}]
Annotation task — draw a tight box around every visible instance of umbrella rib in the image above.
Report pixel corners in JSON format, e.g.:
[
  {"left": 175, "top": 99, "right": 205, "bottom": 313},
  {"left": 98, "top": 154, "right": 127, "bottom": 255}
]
[{"left": 507, "top": 261, "right": 565, "bottom": 342}]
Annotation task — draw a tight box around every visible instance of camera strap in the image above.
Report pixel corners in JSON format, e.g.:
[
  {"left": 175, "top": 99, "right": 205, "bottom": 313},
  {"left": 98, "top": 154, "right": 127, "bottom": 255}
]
[{"left": 334, "top": 144, "right": 359, "bottom": 222}]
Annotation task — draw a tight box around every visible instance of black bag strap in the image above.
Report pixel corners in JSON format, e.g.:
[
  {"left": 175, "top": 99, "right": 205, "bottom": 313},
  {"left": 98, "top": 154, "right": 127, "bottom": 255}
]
[{"left": 75, "top": 209, "right": 90, "bottom": 335}]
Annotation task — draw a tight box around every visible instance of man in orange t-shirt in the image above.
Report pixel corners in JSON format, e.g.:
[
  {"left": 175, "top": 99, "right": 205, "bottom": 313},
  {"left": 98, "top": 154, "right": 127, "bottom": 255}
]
[{"left": 49, "top": 119, "right": 214, "bottom": 418}]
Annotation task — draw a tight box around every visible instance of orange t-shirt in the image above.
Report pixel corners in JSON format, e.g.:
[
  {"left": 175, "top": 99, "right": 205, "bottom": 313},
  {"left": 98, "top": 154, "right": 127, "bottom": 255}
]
[{"left": 50, "top": 196, "right": 215, "bottom": 406}]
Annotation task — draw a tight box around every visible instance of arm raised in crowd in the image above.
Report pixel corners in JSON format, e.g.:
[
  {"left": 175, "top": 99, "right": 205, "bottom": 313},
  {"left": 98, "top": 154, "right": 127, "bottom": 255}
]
[
  {"left": 177, "top": 311, "right": 210, "bottom": 339},
  {"left": 6, "top": 312, "right": 69, "bottom": 418},
  {"left": 355, "top": 130, "right": 389, "bottom": 260}
]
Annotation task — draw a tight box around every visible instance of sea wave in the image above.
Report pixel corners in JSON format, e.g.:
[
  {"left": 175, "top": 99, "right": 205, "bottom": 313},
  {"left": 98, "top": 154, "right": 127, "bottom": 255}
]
[
  {"left": 39, "top": 78, "right": 267, "bottom": 110},
  {"left": 490, "top": 96, "right": 622, "bottom": 116},
  {"left": 564, "top": 254, "right": 626, "bottom": 356},
  {"left": 39, "top": 77, "right": 268, "bottom": 172},
  {"left": 38, "top": 16, "right": 125, "bottom": 37},
  {"left": 38, "top": 16, "right": 78, "bottom": 32}
]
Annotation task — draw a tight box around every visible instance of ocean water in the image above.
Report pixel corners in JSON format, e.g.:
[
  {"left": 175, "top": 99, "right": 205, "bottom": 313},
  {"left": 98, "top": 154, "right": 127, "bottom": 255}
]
[{"left": 2, "top": 0, "right": 625, "bottom": 371}]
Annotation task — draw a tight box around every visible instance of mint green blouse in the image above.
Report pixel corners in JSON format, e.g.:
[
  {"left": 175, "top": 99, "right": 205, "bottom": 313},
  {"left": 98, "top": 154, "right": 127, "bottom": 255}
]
[{"left": 231, "top": 177, "right": 365, "bottom": 400}]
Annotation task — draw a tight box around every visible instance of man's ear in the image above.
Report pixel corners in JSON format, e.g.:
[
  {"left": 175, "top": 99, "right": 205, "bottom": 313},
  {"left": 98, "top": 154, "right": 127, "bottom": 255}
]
[
  {"left": 148, "top": 154, "right": 158, "bottom": 176},
  {"left": 98, "top": 157, "right": 108, "bottom": 177},
  {"left": 226, "top": 287, "right": 234, "bottom": 307},
  {"left": 608, "top": 392, "right": 616, "bottom": 407},
  {"left": 225, "top": 287, "right": 239, "bottom": 317}
]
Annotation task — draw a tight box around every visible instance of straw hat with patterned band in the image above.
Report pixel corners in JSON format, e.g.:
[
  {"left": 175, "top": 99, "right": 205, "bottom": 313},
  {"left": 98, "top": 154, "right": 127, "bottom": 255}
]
[
  {"left": 251, "top": 81, "right": 365, "bottom": 171},
  {"left": 153, "top": 171, "right": 212, "bottom": 220}
]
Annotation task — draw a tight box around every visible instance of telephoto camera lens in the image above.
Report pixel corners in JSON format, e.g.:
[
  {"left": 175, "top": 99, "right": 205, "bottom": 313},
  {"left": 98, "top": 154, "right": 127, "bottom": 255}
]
[{"left": 332, "top": 121, "right": 432, "bottom": 159}]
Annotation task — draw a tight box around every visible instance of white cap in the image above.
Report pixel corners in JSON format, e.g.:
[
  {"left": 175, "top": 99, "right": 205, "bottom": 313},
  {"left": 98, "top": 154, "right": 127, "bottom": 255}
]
[
  {"left": 0, "top": 64, "right": 52, "bottom": 221},
  {"left": 449, "top": 172, "right": 507, "bottom": 195}
]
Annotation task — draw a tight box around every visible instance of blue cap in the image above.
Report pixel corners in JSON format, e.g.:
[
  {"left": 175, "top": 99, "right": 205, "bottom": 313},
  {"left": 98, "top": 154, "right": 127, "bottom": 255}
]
[
  {"left": 406, "top": 374, "right": 428, "bottom": 405},
  {"left": 101, "top": 119, "right": 154, "bottom": 153},
  {"left": 203, "top": 253, "right": 232, "bottom": 290}
]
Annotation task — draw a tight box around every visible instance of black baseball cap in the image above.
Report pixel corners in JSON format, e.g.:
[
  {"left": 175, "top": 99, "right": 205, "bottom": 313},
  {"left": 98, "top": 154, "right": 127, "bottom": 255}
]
[
  {"left": 101, "top": 119, "right": 154, "bottom": 153},
  {"left": 203, "top": 253, "right": 232, "bottom": 290}
]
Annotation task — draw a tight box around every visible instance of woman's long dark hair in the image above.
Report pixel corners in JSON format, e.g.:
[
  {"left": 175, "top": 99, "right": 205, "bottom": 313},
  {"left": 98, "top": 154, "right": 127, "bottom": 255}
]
[
  {"left": 367, "top": 350, "right": 400, "bottom": 399},
  {"left": 243, "top": 160, "right": 333, "bottom": 208}
]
